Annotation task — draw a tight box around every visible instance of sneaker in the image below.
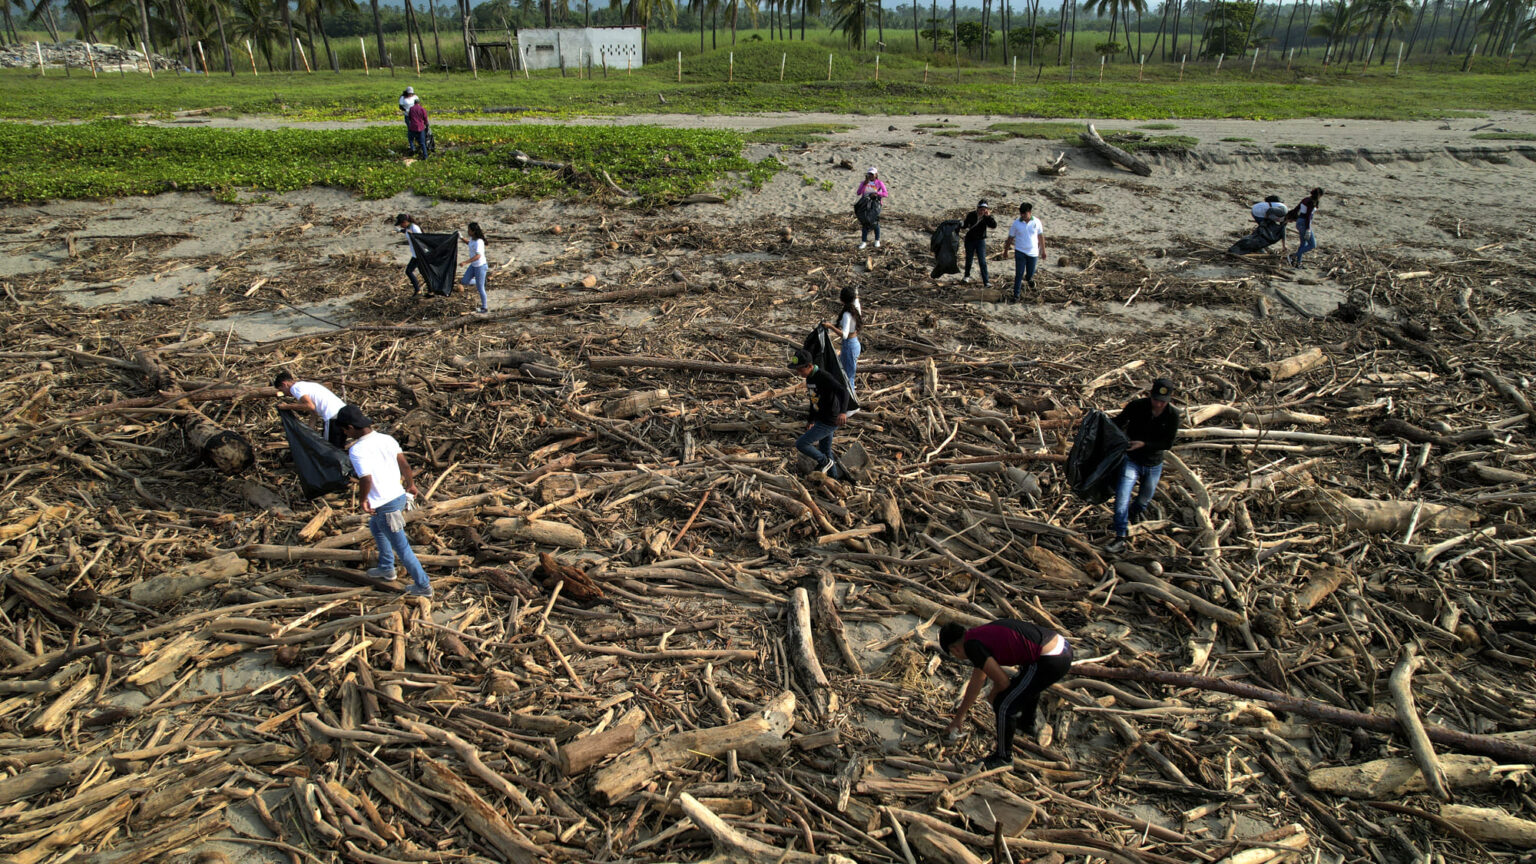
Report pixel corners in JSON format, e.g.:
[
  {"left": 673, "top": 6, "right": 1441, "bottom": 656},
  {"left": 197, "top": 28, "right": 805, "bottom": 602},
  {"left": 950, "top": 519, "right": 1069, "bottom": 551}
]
[
  {"left": 476, "top": 308, "right": 489, "bottom": 315},
  {"left": 961, "top": 276, "right": 972, "bottom": 284},
  {"left": 1105, "top": 537, "right": 1128, "bottom": 554},
  {"left": 874, "top": 240, "right": 882, "bottom": 249},
  {"left": 365, "top": 566, "right": 397, "bottom": 581},
  {"left": 818, "top": 459, "right": 838, "bottom": 476},
  {"left": 858, "top": 242, "right": 868, "bottom": 250},
  {"left": 404, "top": 585, "right": 434, "bottom": 598},
  {"left": 979, "top": 755, "right": 1011, "bottom": 771}
]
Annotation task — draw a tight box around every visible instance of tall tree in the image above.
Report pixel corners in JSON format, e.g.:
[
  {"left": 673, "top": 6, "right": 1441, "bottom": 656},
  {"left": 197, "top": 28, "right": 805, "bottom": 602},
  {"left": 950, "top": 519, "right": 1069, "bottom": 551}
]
[
  {"left": 834, "top": 0, "right": 866, "bottom": 45},
  {"left": 426, "top": 0, "right": 442, "bottom": 69}
]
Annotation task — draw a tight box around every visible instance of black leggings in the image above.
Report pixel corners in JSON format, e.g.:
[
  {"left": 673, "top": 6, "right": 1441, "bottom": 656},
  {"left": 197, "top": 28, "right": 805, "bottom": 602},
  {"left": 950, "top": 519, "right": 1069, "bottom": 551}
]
[{"left": 991, "top": 643, "right": 1073, "bottom": 761}]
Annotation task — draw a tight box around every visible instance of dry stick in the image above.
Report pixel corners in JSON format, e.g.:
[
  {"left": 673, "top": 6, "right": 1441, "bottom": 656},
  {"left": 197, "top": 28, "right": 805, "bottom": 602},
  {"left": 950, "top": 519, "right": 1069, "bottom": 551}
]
[
  {"left": 1389, "top": 644, "right": 1450, "bottom": 800},
  {"left": 669, "top": 487, "right": 713, "bottom": 551},
  {"left": 1076, "top": 664, "right": 1536, "bottom": 763}
]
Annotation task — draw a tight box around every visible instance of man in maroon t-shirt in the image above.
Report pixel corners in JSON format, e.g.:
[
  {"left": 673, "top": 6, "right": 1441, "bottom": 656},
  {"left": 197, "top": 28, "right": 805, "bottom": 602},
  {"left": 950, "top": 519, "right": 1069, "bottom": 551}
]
[{"left": 940, "top": 618, "right": 1073, "bottom": 769}]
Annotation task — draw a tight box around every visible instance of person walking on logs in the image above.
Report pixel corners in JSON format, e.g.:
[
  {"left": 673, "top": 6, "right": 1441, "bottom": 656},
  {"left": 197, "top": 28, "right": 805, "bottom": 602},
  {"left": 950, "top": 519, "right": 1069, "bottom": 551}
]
[
  {"left": 1006, "top": 202, "right": 1046, "bottom": 303},
  {"left": 395, "top": 213, "right": 424, "bottom": 297},
  {"left": 274, "top": 369, "right": 347, "bottom": 449},
  {"left": 961, "top": 199, "right": 997, "bottom": 288},
  {"left": 940, "top": 619, "right": 1073, "bottom": 770},
  {"left": 460, "top": 222, "right": 489, "bottom": 314},
  {"left": 1287, "top": 187, "right": 1323, "bottom": 268},
  {"left": 1106, "top": 377, "right": 1181, "bottom": 554},
  {"left": 790, "top": 348, "right": 850, "bottom": 479},
  {"left": 336, "top": 405, "right": 433, "bottom": 597},
  {"left": 822, "top": 285, "right": 863, "bottom": 403},
  {"left": 855, "top": 167, "right": 889, "bottom": 250},
  {"left": 405, "top": 97, "right": 430, "bottom": 161}
]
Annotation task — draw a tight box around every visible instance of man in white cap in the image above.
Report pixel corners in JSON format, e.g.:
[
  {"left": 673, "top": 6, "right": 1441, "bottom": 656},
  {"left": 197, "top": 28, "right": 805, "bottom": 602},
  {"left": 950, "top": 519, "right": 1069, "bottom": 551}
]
[{"left": 856, "top": 167, "right": 889, "bottom": 250}]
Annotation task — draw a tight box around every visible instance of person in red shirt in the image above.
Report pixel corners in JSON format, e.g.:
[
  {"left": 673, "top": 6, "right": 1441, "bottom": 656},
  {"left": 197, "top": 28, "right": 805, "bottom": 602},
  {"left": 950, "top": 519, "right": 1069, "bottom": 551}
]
[
  {"left": 405, "top": 100, "right": 429, "bottom": 161},
  {"left": 941, "top": 619, "right": 1072, "bottom": 769}
]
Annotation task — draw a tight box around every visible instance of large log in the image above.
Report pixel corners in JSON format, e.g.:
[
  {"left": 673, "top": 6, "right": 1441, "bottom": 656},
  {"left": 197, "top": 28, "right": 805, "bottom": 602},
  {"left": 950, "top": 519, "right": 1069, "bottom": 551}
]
[
  {"left": 177, "top": 399, "right": 254, "bottom": 474},
  {"left": 1248, "top": 347, "right": 1325, "bottom": 382},
  {"left": 418, "top": 760, "right": 543, "bottom": 864},
  {"left": 132, "top": 348, "right": 176, "bottom": 392},
  {"left": 1304, "top": 492, "right": 1479, "bottom": 533},
  {"left": 127, "top": 551, "right": 247, "bottom": 607},
  {"left": 489, "top": 517, "right": 587, "bottom": 548},
  {"left": 1307, "top": 754, "right": 1502, "bottom": 798},
  {"left": 787, "top": 587, "right": 836, "bottom": 719},
  {"left": 1439, "top": 805, "right": 1536, "bottom": 847},
  {"left": 590, "top": 692, "right": 796, "bottom": 804},
  {"left": 1079, "top": 123, "right": 1152, "bottom": 177},
  {"left": 558, "top": 707, "right": 646, "bottom": 776},
  {"left": 815, "top": 572, "right": 863, "bottom": 675},
  {"left": 1077, "top": 664, "right": 1536, "bottom": 764}
]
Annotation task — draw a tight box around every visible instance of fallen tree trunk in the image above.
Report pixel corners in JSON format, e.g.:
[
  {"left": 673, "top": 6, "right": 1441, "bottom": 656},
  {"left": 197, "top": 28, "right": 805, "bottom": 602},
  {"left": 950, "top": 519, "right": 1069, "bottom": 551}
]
[
  {"left": 558, "top": 707, "right": 646, "bottom": 776},
  {"left": 127, "top": 551, "right": 247, "bottom": 607},
  {"left": 676, "top": 792, "right": 856, "bottom": 864},
  {"left": 1079, "top": 123, "right": 1152, "bottom": 177},
  {"left": 1306, "top": 754, "right": 1501, "bottom": 798},
  {"left": 590, "top": 692, "right": 796, "bottom": 804},
  {"left": 786, "top": 587, "right": 836, "bottom": 719},
  {"left": 1439, "top": 805, "right": 1536, "bottom": 847},
  {"left": 177, "top": 399, "right": 254, "bottom": 474},
  {"left": 1302, "top": 491, "right": 1479, "bottom": 533},
  {"left": 1076, "top": 664, "right": 1536, "bottom": 764},
  {"left": 1248, "top": 347, "right": 1325, "bottom": 382}
]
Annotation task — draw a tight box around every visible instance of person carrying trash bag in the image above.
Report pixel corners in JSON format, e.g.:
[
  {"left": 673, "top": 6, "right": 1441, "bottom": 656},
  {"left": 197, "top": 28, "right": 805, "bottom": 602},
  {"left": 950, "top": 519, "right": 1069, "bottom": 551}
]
[
  {"left": 789, "top": 345, "right": 852, "bottom": 480},
  {"left": 855, "top": 167, "right": 888, "bottom": 250},
  {"left": 961, "top": 200, "right": 997, "bottom": 288},
  {"left": 274, "top": 369, "right": 346, "bottom": 449},
  {"left": 1229, "top": 203, "right": 1287, "bottom": 256},
  {"left": 822, "top": 285, "right": 863, "bottom": 402},
  {"left": 1106, "top": 378, "right": 1181, "bottom": 554}
]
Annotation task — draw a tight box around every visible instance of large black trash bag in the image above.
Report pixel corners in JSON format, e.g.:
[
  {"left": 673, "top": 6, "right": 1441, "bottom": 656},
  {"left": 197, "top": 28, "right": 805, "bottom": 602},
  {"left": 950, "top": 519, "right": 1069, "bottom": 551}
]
[
  {"left": 281, "top": 411, "right": 354, "bottom": 499},
  {"left": 408, "top": 231, "right": 460, "bottom": 297},
  {"left": 801, "top": 325, "right": 860, "bottom": 412},
  {"left": 1066, "top": 410, "right": 1129, "bottom": 504},
  {"left": 1228, "top": 216, "right": 1286, "bottom": 255},
  {"left": 854, "top": 193, "right": 882, "bottom": 228},
  {"left": 930, "top": 219, "right": 963, "bottom": 278}
]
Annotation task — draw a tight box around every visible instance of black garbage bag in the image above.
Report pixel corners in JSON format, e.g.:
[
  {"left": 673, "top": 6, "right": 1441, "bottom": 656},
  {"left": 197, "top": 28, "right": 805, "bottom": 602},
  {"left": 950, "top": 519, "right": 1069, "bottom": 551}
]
[
  {"left": 930, "top": 219, "right": 963, "bottom": 278},
  {"left": 1228, "top": 217, "right": 1286, "bottom": 255},
  {"left": 408, "top": 231, "right": 459, "bottom": 297},
  {"left": 801, "top": 325, "right": 859, "bottom": 412},
  {"left": 424, "top": 124, "right": 437, "bottom": 156},
  {"left": 1065, "top": 410, "right": 1129, "bottom": 505},
  {"left": 854, "top": 193, "right": 882, "bottom": 228},
  {"left": 281, "top": 411, "right": 354, "bottom": 499}
]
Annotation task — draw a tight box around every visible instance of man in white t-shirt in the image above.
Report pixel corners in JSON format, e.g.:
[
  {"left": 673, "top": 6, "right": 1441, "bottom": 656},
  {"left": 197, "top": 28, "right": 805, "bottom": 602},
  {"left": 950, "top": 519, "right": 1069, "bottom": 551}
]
[
  {"left": 336, "top": 405, "right": 431, "bottom": 597},
  {"left": 1006, "top": 202, "right": 1046, "bottom": 303},
  {"left": 274, "top": 369, "right": 347, "bottom": 448}
]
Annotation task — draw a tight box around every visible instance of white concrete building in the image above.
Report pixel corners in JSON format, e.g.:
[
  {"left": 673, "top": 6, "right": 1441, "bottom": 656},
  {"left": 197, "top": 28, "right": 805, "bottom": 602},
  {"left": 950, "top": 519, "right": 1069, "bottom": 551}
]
[{"left": 516, "top": 27, "right": 644, "bottom": 71}]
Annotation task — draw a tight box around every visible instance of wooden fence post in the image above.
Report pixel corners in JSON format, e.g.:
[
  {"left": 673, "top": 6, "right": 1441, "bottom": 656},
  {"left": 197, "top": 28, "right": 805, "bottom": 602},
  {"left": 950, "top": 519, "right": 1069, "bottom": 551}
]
[
  {"left": 35, "top": 41, "right": 44, "bottom": 76},
  {"left": 85, "top": 41, "right": 97, "bottom": 77},
  {"left": 143, "top": 40, "right": 156, "bottom": 77},
  {"left": 780, "top": 52, "right": 786, "bottom": 80},
  {"left": 197, "top": 41, "right": 209, "bottom": 75},
  {"left": 360, "top": 37, "right": 368, "bottom": 75},
  {"left": 296, "top": 38, "right": 312, "bottom": 73}
]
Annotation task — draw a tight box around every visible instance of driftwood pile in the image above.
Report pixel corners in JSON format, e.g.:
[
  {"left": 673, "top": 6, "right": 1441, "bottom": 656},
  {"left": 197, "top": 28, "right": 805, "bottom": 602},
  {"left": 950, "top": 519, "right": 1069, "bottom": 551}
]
[{"left": 2, "top": 206, "right": 1536, "bottom": 864}]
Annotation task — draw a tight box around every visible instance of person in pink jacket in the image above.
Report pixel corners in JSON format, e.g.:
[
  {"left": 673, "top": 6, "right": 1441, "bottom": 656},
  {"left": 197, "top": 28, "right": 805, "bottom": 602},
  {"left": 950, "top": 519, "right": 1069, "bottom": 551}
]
[
  {"left": 405, "top": 100, "right": 429, "bottom": 161},
  {"left": 855, "top": 167, "right": 889, "bottom": 249}
]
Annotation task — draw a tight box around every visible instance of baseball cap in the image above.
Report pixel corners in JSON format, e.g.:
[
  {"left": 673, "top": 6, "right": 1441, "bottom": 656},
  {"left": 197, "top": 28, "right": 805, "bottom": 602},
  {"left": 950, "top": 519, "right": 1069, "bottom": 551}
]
[
  {"left": 404, "top": 86, "right": 415, "bottom": 95},
  {"left": 788, "top": 350, "right": 813, "bottom": 369},
  {"left": 867, "top": 167, "right": 878, "bottom": 175},
  {"left": 336, "top": 404, "right": 372, "bottom": 428},
  {"left": 1150, "top": 378, "right": 1176, "bottom": 400},
  {"left": 977, "top": 199, "right": 990, "bottom": 209}
]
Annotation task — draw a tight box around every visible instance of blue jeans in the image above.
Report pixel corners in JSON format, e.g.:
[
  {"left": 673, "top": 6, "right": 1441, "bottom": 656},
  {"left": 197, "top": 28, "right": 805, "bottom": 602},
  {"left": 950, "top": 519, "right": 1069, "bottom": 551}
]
[
  {"left": 840, "top": 337, "right": 861, "bottom": 399},
  {"left": 460, "top": 263, "right": 488, "bottom": 309},
  {"left": 1294, "top": 229, "right": 1316, "bottom": 264},
  {"left": 1113, "top": 461, "right": 1163, "bottom": 537},
  {"left": 861, "top": 222, "right": 881, "bottom": 242},
  {"left": 1013, "top": 251, "right": 1038, "bottom": 299},
  {"left": 796, "top": 422, "right": 837, "bottom": 469},
  {"left": 963, "top": 234, "right": 988, "bottom": 284},
  {"left": 369, "top": 494, "right": 429, "bottom": 590},
  {"left": 408, "top": 129, "right": 428, "bottom": 159}
]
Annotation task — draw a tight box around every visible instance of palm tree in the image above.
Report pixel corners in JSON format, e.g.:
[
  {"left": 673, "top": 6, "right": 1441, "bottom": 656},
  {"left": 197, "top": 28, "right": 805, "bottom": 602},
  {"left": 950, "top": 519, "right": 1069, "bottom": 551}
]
[
  {"left": 1084, "top": 0, "right": 1145, "bottom": 59},
  {"left": 834, "top": 0, "right": 868, "bottom": 44},
  {"left": 1363, "top": 0, "right": 1412, "bottom": 61}
]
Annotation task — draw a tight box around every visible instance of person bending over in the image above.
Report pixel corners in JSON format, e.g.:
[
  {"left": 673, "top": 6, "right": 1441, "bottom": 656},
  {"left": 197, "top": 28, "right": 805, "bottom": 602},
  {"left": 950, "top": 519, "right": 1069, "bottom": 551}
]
[{"left": 941, "top": 619, "right": 1073, "bottom": 770}]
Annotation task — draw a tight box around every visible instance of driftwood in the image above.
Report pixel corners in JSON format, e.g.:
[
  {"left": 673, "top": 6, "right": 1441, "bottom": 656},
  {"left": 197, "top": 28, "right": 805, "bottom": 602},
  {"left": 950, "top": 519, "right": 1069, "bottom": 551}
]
[
  {"left": 1439, "top": 805, "right": 1536, "bottom": 847},
  {"left": 558, "top": 707, "right": 646, "bottom": 776},
  {"left": 127, "top": 551, "right": 247, "bottom": 607},
  {"left": 786, "top": 587, "right": 836, "bottom": 719},
  {"left": 176, "top": 399, "right": 255, "bottom": 474},
  {"left": 1388, "top": 645, "right": 1449, "bottom": 800},
  {"left": 1248, "top": 347, "right": 1325, "bottom": 382},
  {"left": 1307, "top": 754, "right": 1502, "bottom": 798},
  {"left": 1303, "top": 491, "right": 1479, "bottom": 533},
  {"left": 1036, "top": 152, "right": 1068, "bottom": 176},
  {"left": 1079, "top": 123, "right": 1152, "bottom": 177}
]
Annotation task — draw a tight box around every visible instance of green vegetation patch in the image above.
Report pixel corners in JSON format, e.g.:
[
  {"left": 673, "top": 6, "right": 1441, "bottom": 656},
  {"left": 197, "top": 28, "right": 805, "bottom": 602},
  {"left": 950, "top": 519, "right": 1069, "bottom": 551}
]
[
  {"left": 1471, "top": 131, "right": 1536, "bottom": 141},
  {"left": 1103, "top": 130, "right": 1200, "bottom": 153},
  {"left": 1276, "top": 142, "right": 1329, "bottom": 152},
  {"left": 0, "top": 120, "right": 779, "bottom": 204},
  {"left": 916, "top": 122, "right": 957, "bottom": 128},
  {"left": 1221, "top": 136, "right": 1256, "bottom": 142},
  {"left": 1138, "top": 122, "right": 1180, "bottom": 130},
  {"left": 743, "top": 123, "right": 855, "bottom": 145}
]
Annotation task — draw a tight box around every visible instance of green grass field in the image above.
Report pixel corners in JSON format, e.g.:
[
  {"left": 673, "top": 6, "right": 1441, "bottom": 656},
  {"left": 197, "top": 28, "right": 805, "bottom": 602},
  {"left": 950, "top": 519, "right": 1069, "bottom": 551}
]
[{"left": 6, "top": 39, "right": 1533, "bottom": 121}]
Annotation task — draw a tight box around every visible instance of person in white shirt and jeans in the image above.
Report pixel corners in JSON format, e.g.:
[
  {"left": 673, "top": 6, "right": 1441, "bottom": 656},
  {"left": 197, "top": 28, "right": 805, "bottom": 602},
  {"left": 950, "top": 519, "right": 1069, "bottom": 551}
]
[
  {"left": 1006, "top": 202, "right": 1046, "bottom": 303},
  {"left": 274, "top": 369, "right": 347, "bottom": 448},
  {"left": 336, "top": 405, "right": 431, "bottom": 597},
  {"left": 460, "top": 222, "right": 489, "bottom": 314}
]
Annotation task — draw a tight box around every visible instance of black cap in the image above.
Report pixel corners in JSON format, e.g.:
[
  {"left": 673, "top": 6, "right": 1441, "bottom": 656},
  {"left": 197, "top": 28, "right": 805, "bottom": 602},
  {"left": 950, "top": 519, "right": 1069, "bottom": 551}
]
[
  {"left": 788, "top": 350, "right": 813, "bottom": 369},
  {"left": 395, "top": 213, "right": 411, "bottom": 225},
  {"left": 336, "top": 404, "right": 372, "bottom": 429},
  {"left": 977, "top": 199, "right": 990, "bottom": 209},
  {"left": 1151, "top": 378, "right": 1176, "bottom": 400}
]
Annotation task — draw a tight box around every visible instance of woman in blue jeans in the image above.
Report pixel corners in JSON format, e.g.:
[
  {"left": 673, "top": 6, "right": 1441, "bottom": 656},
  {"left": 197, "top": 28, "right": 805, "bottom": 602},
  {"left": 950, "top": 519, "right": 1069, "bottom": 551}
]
[
  {"left": 822, "top": 285, "right": 863, "bottom": 401},
  {"left": 460, "top": 222, "right": 489, "bottom": 313}
]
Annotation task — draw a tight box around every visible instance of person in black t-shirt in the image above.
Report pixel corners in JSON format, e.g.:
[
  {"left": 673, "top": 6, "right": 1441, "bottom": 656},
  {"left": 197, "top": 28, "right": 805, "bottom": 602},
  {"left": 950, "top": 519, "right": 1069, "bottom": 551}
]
[
  {"left": 940, "top": 619, "right": 1073, "bottom": 770},
  {"left": 1107, "top": 377, "right": 1182, "bottom": 553},
  {"left": 960, "top": 200, "right": 997, "bottom": 287},
  {"left": 790, "top": 349, "right": 849, "bottom": 479}
]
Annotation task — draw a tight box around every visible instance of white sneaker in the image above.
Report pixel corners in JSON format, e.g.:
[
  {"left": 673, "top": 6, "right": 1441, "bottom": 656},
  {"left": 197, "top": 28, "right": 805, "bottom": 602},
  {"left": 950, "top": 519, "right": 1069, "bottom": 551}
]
[
  {"left": 818, "top": 459, "right": 838, "bottom": 476},
  {"left": 874, "top": 240, "right": 882, "bottom": 249},
  {"left": 858, "top": 242, "right": 868, "bottom": 250},
  {"left": 961, "top": 276, "right": 972, "bottom": 284}
]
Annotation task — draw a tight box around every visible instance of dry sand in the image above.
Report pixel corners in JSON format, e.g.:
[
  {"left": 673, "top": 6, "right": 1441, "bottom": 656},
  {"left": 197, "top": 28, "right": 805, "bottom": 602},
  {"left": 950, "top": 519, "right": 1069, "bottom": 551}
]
[{"left": 11, "top": 111, "right": 1535, "bottom": 344}]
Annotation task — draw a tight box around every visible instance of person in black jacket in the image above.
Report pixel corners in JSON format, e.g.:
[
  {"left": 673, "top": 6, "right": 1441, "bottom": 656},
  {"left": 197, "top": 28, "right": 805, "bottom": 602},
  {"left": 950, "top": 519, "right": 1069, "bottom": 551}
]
[
  {"left": 791, "top": 349, "right": 849, "bottom": 478},
  {"left": 960, "top": 200, "right": 997, "bottom": 287},
  {"left": 1108, "top": 378, "right": 1181, "bottom": 553}
]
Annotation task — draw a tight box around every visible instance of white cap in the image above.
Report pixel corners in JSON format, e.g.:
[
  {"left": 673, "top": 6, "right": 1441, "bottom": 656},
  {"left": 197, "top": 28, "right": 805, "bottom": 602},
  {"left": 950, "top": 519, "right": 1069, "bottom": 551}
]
[{"left": 867, "top": 167, "right": 878, "bottom": 175}]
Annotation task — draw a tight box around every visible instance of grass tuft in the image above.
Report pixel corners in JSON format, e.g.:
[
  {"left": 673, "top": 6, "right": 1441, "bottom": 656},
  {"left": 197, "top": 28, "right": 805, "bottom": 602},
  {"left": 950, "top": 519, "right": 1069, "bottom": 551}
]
[
  {"left": 1276, "top": 142, "right": 1329, "bottom": 152},
  {"left": 743, "top": 123, "right": 855, "bottom": 145},
  {"left": 987, "top": 121, "right": 1086, "bottom": 139},
  {"left": 1103, "top": 130, "right": 1199, "bottom": 153},
  {"left": 1471, "top": 131, "right": 1536, "bottom": 141},
  {"left": 1221, "top": 136, "right": 1256, "bottom": 142},
  {"left": 1138, "top": 122, "right": 1180, "bottom": 130}
]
